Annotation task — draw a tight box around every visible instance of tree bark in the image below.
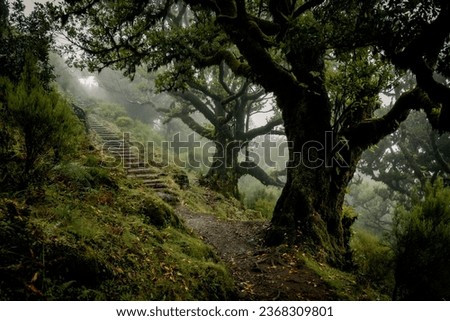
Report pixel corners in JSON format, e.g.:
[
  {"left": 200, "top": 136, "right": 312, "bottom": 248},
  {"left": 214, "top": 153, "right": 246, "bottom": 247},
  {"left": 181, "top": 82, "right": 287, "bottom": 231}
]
[
  {"left": 266, "top": 93, "right": 360, "bottom": 267},
  {"left": 200, "top": 130, "right": 241, "bottom": 198}
]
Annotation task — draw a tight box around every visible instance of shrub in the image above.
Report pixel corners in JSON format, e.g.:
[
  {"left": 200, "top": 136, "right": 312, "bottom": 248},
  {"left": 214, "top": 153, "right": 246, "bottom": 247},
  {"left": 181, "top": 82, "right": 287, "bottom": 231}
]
[
  {"left": 0, "top": 62, "right": 84, "bottom": 190},
  {"left": 51, "top": 162, "right": 117, "bottom": 191},
  {"left": 244, "top": 187, "right": 278, "bottom": 219},
  {"left": 392, "top": 180, "right": 450, "bottom": 300},
  {"left": 115, "top": 116, "right": 134, "bottom": 128},
  {"left": 95, "top": 102, "right": 127, "bottom": 121},
  {"left": 351, "top": 229, "right": 395, "bottom": 293},
  {"left": 137, "top": 195, "right": 180, "bottom": 228}
]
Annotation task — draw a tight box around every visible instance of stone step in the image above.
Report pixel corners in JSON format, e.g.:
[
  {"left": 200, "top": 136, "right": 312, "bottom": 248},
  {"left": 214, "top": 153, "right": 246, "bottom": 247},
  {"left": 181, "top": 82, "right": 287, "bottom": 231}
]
[
  {"left": 126, "top": 167, "right": 157, "bottom": 174},
  {"left": 101, "top": 141, "right": 127, "bottom": 147},
  {"left": 107, "top": 145, "right": 129, "bottom": 149},
  {"left": 114, "top": 156, "right": 138, "bottom": 161},
  {"left": 126, "top": 162, "right": 148, "bottom": 168},
  {"left": 127, "top": 172, "right": 161, "bottom": 179},
  {"left": 107, "top": 149, "right": 133, "bottom": 155},
  {"left": 92, "top": 129, "right": 114, "bottom": 133},
  {"left": 156, "top": 192, "right": 179, "bottom": 205},
  {"left": 142, "top": 181, "right": 168, "bottom": 189},
  {"left": 139, "top": 178, "right": 166, "bottom": 184},
  {"left": 88, "top": 119, "right": 183, "bottom": 202},
  {"left": 121, "top": 160, "right": 140, "bottom": 165},
  {"left": 99, "top": 137, "right": 126, "bottom": 141},
  {"left": 106, "top": 152, "right": 132, "bottom": 157},
  {"left": 91, "top": 126, "right": 110, "bottom": 129},
  {"left": 98, "top": 136, "right": 121, "bottom": 140},
  {"left": 96, "top": 133, "right": 119, "bottom": 137},
  {"left": 117, "top": 153, "right": 138, "bottom": 158}
]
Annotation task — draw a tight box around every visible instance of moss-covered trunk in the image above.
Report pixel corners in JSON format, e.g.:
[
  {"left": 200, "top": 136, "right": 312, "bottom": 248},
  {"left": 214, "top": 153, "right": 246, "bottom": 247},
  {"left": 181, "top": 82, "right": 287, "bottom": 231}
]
[
  {"left": 266, "top": 152, "right": 357, "bottom": 266},
  {"left": 265, "top": 54, "right": 359, "bottom": 267},
  {"left": 200, "top": 130, "right": 241, "bottom": 198}
]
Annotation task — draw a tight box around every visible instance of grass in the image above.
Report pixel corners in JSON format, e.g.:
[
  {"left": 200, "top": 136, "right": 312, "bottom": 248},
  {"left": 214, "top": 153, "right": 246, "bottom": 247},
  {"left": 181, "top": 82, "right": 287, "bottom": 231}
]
[{"left": 0, "top": 147, "right": 235, "bottom": 300}]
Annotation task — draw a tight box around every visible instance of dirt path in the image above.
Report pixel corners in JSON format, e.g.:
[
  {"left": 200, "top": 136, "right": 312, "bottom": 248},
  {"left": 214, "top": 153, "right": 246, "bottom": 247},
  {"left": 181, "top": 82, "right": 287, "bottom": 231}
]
[{"left": 176, "top": 206, "right": 337, "bottom": 300}]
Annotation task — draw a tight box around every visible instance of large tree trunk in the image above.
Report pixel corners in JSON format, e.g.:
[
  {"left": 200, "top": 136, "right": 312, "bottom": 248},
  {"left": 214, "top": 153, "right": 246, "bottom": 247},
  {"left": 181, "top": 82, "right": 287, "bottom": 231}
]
[
  {"left": 266, "top": 150, "right": 358, "bottom": 266},
  {"left": 265, "top": 61, "right": 360, "bottom": 267}
]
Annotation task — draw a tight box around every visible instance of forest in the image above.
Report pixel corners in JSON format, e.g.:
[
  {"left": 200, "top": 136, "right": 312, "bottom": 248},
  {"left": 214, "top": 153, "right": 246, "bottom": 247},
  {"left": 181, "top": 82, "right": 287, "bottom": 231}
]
[{"left": 0, "top": 0, "right": 450, "bottom": 301}]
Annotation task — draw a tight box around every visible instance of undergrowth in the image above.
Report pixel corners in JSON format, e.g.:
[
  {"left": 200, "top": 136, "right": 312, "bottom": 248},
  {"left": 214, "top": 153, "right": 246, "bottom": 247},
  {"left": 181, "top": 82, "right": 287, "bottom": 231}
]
[
  {"left": 0, "top": 147, "right": 235, "bottom": 300},
  {"left": 180, "top": 183, "right": 266, "bottom": 221}
]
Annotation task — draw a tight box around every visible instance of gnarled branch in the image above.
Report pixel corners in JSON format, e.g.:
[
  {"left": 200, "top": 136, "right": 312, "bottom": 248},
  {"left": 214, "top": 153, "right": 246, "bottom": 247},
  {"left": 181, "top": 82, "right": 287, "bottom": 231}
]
[
  {"left": 237, "top": 161, "right": 284, "bottom": 187},
  {"left": 243, "top": 116, "right": 283, "bottom": 141},
  {"left": 171, "top": 90, "right": 218, "bottom": 126},
  {"left": 343, "top": 88, "right": 436, "bottom": 150}
]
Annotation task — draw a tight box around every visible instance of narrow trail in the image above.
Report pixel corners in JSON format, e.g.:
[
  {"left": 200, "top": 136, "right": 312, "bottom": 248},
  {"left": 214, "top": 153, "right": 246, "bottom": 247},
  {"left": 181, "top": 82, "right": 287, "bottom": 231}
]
[{"left": 176, "top": 206, "right": 337, "bottom": 300}]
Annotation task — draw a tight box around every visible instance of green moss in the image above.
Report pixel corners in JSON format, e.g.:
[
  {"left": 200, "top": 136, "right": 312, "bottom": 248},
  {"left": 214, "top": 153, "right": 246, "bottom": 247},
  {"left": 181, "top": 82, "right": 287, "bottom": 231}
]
[
  {"left": 137, "top": 195, "right": 180, "bottom": 228},
  {"left": 300, "top": 252, "right": 389, "bottom": 300},
  {"left": 181, "top": 183, "right": 264, "bottom": 221},
  {"left": 0, "top": 147, "right": 235, "bottom": 300}
]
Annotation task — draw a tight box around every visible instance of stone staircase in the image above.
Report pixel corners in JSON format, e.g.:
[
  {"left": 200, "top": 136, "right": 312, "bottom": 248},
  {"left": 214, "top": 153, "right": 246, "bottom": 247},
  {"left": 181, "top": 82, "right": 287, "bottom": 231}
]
[{"left": 88, "top": 116, "right": 181, "bottom": 204}]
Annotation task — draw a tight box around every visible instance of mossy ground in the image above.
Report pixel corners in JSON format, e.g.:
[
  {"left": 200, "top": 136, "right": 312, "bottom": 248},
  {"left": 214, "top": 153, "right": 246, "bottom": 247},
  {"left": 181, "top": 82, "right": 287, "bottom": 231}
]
[
  {"left": 298, "top": 251, "right": 391, "bottom": 300},
  {"left": 0, "top": 146, "right": 235, "bottom": 300},
  {"left": 180, "top": 182, "right": 266, "bottom": 221}
]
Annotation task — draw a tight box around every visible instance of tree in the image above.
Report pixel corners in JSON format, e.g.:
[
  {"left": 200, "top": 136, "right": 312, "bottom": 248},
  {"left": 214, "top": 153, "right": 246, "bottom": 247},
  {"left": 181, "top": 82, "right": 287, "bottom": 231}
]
[
  {"left": 346, "top": 176, "right": 394, "bottom": 235},
  {"left": 0, "top": 0, "right": 8, "bottom": 36},
  {"left": 0, "top": 0, "right": 53, "bottom": 85},
  {"left": 162, "top": 63, "right": 284, "bottom": 197},
  {"left": 54, "top": 0, "right": 450, "bottom": 266},
  {"left": 352, "top": 74, "right": 450, "bottom": 236},
  {"left": 361, "top": 111, "right": 450, "bottom": 200}
]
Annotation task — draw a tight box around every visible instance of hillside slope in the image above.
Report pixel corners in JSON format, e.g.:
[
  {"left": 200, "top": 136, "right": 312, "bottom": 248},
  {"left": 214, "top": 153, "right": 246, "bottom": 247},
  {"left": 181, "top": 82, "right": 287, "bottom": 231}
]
[{"left": 0, "top": 141, "right": 235, "bottom": 300}]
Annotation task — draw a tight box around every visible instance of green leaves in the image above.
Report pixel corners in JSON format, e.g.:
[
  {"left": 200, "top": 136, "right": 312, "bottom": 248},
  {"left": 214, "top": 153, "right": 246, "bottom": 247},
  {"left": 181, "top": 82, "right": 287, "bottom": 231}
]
[
  {"left": 0, "top": 0, "right": 53, "bottom": 86},
  {"left": 326, "top": 47, "right": 394, "bottom": 130}
]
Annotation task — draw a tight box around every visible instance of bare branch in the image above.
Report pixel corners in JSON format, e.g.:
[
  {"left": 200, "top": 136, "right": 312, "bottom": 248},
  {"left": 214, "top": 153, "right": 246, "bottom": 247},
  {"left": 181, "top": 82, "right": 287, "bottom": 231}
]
[
  {"left": 219, "top": 62, "right": 233, "bottom": 95},
  {"left": 160, "top": 103, "right": 215, "bottom": 140},
  {"left": 430, "top": 131, "right": 450, "bottom": 174},
  {"left": 171, "top": 91, "right": 218, "bottom": 126},
  {"left": 243, "top": 116, "right": 283, "bottom": 140},
  {"left": 237, "top": 161, "right": 284, "bottom": 187},
  {"left": 187, "top": 80, "right": 222, "bottom": 102},
  {"left": 221, "top": 80, "right": 250, "bottom": 106}
]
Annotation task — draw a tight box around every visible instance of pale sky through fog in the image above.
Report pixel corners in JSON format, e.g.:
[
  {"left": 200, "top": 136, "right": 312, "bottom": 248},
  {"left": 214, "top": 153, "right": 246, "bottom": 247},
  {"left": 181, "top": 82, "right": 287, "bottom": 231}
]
[{"left": 23, "top": 0, "right": 49, "bottom": 13}]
